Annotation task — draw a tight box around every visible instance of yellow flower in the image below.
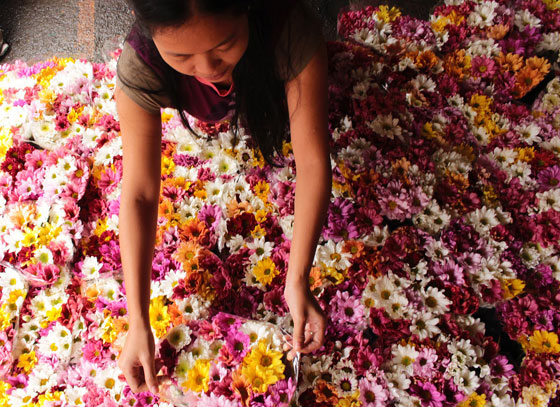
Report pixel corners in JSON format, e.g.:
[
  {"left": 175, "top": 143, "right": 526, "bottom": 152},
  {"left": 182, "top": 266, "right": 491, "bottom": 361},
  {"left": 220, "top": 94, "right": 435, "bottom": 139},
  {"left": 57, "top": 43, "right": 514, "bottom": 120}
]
[
  {"left": 470, "top": 94, "right": 492, "bottom": 113},
  {"left": 242, "top": 339, "right": 284, "bottom": 393},
  {"left": 17, "top": 351, "right": 38, "bottom": 374},
  {"left": 161, "top": 156, "right": 176, "bottom": 176},
  {"left": 324, "top": 266, "right": 346, "bottom": 285},
  {"left": 0, "top": 127, "right": 13, "bottom": 161},
  {"left": 251, "top": 225, "right": 266, "bottom": 239},
  {"left": 457, "top": 392, "right": 486, "bottom": 407},
  {"left": 501, "top": 278, "right": 525, "bottom": 299},
  {"left": 516, "top": 147, "right": 535, "bottom": 162},
  {"left": 543, "top": 0, "right": 560, "bottom": 9},
  {"left": 149, "top": 296, "right": 171, "bottom": 339},
  {"left": 0, "top": 380, "right": 11, "bottom": 405},
  {"left": 336, "top": 391, "right": 361, "bottom": 407},
  {"left": 0, "top": 305, "right": 11, "bottom": 330},
  {"left": 252, "top": 257, "right": 279, "bottom": 286},
  {"left": 182, "top": 359, "right": 211, "bottom": 393},
  {"left": 67, "top": 108, "right": 79, "bottom": 123},
  {"left": 94, "top": 218, "right": 108, "bottom": 237},
  {"left": 528, "top": 331, "right": 560, "bottom": 354},
  {"left": 161, "top": 111, "right": 174, "bottom": 122},
  {"left": 253, "top": 181, "right": 270, "bottom": 202},
  {"left": 254, "top": 209, "right": 268, "bottom": 224},
  {"left": 99, "top": 314, "right": 118, "bottom": 343},
  {"left": 376, "top": 5, "right": 401, "bottom": 22}
]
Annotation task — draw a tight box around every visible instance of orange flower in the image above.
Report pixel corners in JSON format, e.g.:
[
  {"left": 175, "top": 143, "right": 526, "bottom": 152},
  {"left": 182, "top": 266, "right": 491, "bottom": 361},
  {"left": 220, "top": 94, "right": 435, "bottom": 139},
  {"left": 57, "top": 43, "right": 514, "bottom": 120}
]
[
  {"left": 227, "top": 200, "right": 252, "bottom": 218},
  {"left": 513, "top": 67, "right": 541, "bottom": 98},
  {"left": 167, "top": 303, "right": 186, "bottom": 326},
  {"left": 343, "top": 240, "right": 365, "bottom": 257},
  {"left": 488, "top": 24, "right": 510, "bottom": 40},
  {"left": 308, "top": 266, "right": 323, "bottom": 291},
  {"left": 444, "top": 50, "right": 471, "bottom": 79},
  {"left": 416, "top": 50, "right": 439, "bottom": 70},
  {"left": 497, "top": 52, "right": 524, "bottom": 72},
  {"left": 231, "top": 369, "right": 253, "bottom": 407},
  {"left": 525, "top": 56, "right": 551, "bottom": 76},
  {"left": 179, "top": 218, "right": 208, "bottom": 243},
  {"left": 313, "top": 379, "right": 339, "bottom": 405},
  {"left": 175, "top": 240, "right": 200, "bottom": 266}
]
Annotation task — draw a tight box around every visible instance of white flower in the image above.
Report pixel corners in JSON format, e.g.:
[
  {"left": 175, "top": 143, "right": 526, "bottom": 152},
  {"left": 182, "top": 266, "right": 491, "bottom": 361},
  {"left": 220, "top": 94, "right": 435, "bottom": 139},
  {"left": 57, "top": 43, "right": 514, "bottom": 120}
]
[
  {"left": 27, "top": 362, "right": 59, "bottom": 394},
  {"left": 542, "top": 136, "right": 560, "bottom": 158},
  {"left": 456, "top": 368, "right": 480, "bottom": 393},
  {"left": 204, "top": 178, "right": 234, "bottom": 205},
  {"left": 315, "top": 240, "right": 352, "bottom": 271},
  {"left": 466, "top": 206, "right": 501, "bottom": 233},
  {"left": 367, "top": 113, "right": 403, "bottom": 140},
  {"left": 424, "top": 239, "right": 450, "bottom": 263},
  {"left": 175, "top": 294, "right": 211, "bottom": 321},
  {"left": 412, "top": 199, "right": 451, "bottom": 234},
  {"left": 385, "top": 293, "right": 410, "bottom": 319},
  {"left": 466, "top": 38, "right": 500, "bottom": 57},
  {"left": 165, "top": 324, "right": 192, "bottom": 350},
  {"left": 516, "top": 123, "right": 542, "bottom": 145},
  {"left": 81, "top": 256, "right": 103, "bottom": 280},
  {"left": 537, "top": 188, "right": 560, "bottom": 212},
  {"left": 209, "top": 154, "right": 239, "bottom": 175},
  {"left": 467, "top": 2, "right": 498, "bottom": 28},
  {"left": 94, "top": 136, "right": 122, "bottom": 166},
  {"left": 300, "top": 356, "right": 333, "bottom": 393},
  {"left": 392, "top": 344, "right": 419, "bottom": 375},
  {"left": 364, "top": 225, "right": 390, "bottom": 247},
  {"left": 353, "top": 28, "right": 376, "bottom": 45},
  {"left": 246, "top": 236, "right": 274, "bottom": 263},
  {"left": 332, "top": 370, "right": 359, "bottom": 396},
  {"left": 410, "top": 311, "right": 441, "bottom": 340},
  {"left": 411, "top": 74, "right": 436, "bottom": 92},
  {"left": 421, "top": 286, "right": 452, "bottom": 315},
  {"left": 488, "top": 147, "right": 517, "bottom": 168},
  {"left": 514, "top": 9, "right": 541, "bottom": 32},
  {"left": 156, "top": 269, "right": 187, "bottom": 299},
  {"left": 240, "top": 320, "right": 282, "bottom": 348}
]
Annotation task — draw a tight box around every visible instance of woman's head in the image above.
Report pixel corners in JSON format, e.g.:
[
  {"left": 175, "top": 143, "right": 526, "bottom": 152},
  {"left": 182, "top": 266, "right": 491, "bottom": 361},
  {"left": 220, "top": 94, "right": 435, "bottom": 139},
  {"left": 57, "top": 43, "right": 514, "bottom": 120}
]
[{"left": 128, "top": 0, "right": 251, "bottom": 83}]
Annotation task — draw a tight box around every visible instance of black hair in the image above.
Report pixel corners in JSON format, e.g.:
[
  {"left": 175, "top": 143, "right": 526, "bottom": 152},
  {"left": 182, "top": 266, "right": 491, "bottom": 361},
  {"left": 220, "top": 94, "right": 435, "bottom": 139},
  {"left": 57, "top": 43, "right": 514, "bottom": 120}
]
[{"left": 120, "top": 0, "right": 293, "bottom": 166}]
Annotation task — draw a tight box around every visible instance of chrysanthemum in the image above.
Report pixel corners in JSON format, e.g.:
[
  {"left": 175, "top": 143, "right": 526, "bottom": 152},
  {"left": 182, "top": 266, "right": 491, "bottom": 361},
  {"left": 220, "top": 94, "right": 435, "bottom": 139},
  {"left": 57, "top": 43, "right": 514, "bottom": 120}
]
[
  {"left": 241, "top": 339, "right": 284, "bottom": 393},
  {"left": 421, "top": 286, "right": 452, "bottom": 315},
  {"left": 410, "top": 381, "right": 446, "bottom": 407},
  {"left": 166, "top": 324, "right": 192, "bottom": 350},
  {"left": 251, "top": 257, "right": 278, "bottom": 286},
  {"left": 537, "top": 165, "right": 560, "bottom": 191},
  {"left": 528, "top": 330, "right": 560, "bottom": 354},
  {"left": 358, "top": 378, "right": 387, "bottom": 407},
  {"left": 457, "top": 392, "right": 486, "bottom": 407},
  {"left": 391, "top": 344, "right": 419, "bottom": 375},
  {"left": 149, "top": 296, "right": 171, "bottom": 339},
  {"left": 182, "top": 359, "right": 211, "bottom": 394}
]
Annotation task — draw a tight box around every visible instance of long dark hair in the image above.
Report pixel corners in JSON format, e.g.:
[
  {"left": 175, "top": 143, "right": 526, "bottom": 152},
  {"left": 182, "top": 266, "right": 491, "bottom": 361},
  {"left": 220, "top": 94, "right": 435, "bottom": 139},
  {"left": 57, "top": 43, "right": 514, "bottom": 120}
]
[{"left": 122, "top": 0, "right": 293, "bottom": 166}]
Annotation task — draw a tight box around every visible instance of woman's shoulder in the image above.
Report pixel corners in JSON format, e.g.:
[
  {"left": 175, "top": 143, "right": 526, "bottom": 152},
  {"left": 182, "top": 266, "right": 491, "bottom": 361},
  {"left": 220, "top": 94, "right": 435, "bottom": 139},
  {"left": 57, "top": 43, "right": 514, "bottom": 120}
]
[{"left": 116, "top": 39, "right": 172, "bottom": 114}]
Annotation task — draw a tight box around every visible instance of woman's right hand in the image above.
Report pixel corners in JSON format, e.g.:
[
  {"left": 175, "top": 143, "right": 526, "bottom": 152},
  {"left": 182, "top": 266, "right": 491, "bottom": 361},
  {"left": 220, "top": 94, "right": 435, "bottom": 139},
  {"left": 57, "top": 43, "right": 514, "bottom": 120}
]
[{"left": 117, "top": 321, "right": 159, "bottom": 395}]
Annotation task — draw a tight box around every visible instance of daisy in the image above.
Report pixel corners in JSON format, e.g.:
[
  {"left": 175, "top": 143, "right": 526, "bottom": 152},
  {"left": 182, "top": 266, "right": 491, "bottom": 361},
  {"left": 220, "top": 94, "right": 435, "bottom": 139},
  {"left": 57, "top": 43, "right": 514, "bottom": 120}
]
[
  {"left": 166, "top": 324, "right": 193, "bottom": 350},
  {"left": 467, "top": 2, "right": 498, "bottom": 28},
  {"left": 392, "top": 344, "right": 419, "bottom": 376},
  {"left": 315, "top": 240, "right": 352, "bottom": 271},
  {"left": 246, "top": 236, "right": 274, "bottom": 262},
  {"left": 421, "top": 286, "right": 451, "bottom": 315},
  {"left": 410, "top": 311, "right": 441, "bottom": 340},
  {"left": 358, "top": 378, "right": 388, "bottom": 407},
  {"left": 516, "top": 123, "right": 542, "bottom": 145},
  {"left": 332, "top": 370, "right": 358, "bottom": 397},
  {"left": 514, "top": 9, "right": 542, "bottom": 32},
  {"left": 80, "top": 256, "right": 103, "bottom": 280},
  {"left": 367, "top": 113, "right": 403, "bottom": 140}
]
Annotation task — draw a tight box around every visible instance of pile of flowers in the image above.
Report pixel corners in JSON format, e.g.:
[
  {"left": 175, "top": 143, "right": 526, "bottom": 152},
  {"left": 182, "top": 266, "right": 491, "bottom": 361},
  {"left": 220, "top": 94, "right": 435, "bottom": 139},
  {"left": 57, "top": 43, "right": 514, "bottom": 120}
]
[{"left": 0, "top": 0, "right": 559, "bottom": 406}]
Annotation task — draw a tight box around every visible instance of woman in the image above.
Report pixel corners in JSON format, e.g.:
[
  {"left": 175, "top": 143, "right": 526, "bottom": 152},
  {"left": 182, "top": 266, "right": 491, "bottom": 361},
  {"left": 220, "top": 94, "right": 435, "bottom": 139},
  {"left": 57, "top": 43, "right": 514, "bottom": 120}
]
[{"left": 115, "top": 0, "right": 332, "bottom": 394}]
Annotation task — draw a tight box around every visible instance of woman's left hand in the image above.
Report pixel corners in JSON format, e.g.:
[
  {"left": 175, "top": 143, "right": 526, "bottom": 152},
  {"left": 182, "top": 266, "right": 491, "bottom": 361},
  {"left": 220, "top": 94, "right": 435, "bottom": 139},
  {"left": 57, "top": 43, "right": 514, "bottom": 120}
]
[{"left": 283, "top": 279, "right": 327, "bottom": 360}]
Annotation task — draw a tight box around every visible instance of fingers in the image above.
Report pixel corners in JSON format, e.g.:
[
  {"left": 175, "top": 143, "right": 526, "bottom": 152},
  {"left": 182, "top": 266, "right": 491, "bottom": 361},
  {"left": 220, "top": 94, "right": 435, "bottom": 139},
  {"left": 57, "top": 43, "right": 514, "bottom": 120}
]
[{"left": 142, "top": 356, "right": 159, "bottom": 395}]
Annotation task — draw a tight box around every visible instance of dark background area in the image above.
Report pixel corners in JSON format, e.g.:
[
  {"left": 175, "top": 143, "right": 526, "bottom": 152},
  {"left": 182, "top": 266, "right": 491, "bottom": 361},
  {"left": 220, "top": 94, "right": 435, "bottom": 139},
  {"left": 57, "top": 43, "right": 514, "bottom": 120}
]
[{"left": 0, "top": 0, "right": 440, "bottom": 64}]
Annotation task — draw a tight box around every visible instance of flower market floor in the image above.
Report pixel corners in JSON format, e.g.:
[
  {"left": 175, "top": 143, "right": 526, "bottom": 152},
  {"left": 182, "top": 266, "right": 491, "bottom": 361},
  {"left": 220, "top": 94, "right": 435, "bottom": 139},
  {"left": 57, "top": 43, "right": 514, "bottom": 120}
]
[{"left": 1, "top": 2, "right": 560, "bottom": 407}]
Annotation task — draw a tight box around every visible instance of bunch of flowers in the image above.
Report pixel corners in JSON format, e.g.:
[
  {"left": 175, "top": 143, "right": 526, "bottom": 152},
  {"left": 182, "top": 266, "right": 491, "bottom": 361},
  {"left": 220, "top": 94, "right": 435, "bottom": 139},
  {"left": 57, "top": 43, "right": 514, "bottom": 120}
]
[
  {"left": 155, "top": 312, "right": 297, "bottom": 407},
  {"left": 0, "top": 1, "right": 559, "bottom": 406}
]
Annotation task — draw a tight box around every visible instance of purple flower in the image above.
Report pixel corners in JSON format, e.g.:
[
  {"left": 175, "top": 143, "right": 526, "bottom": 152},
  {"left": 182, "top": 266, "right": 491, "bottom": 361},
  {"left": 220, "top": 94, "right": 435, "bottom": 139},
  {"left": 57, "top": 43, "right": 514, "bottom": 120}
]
[
  {"left": 410, "top": 381, "right": 446, "bottom": 407},
  {"left": 537, "top": 165, "right": 560, "bottom": 191}
]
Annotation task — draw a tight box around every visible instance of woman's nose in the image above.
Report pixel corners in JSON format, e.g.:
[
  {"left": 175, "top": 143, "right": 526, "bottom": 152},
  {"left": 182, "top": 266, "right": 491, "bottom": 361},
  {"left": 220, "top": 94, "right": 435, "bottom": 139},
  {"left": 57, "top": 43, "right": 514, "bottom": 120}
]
[{"left": 195, "top": 53, "right": 222, "bottom": 76}]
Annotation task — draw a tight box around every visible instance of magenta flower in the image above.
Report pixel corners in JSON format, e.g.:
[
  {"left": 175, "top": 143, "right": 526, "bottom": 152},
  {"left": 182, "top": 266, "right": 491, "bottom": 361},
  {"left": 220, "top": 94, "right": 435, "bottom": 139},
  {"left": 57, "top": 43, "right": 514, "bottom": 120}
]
[
  {"left": 537, "top": 165, "right": 560, "bottom": 191},
  {"left": 410, "top": 381, "right": 446, "bottom": 407}
]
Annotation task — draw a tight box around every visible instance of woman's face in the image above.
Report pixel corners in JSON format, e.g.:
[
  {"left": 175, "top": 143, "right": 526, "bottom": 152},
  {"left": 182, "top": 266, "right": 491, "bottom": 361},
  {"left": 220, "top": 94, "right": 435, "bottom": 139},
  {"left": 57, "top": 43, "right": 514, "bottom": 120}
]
[{"left": 152, "top": 12, "right": 249, "bottom": 85}]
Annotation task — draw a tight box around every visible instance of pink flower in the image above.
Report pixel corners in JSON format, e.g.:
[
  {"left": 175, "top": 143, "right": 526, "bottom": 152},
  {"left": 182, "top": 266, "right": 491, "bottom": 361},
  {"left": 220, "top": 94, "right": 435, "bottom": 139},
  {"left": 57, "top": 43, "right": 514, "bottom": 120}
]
[
  {"left": 410, "top": 381, "right": 446, "bottom": 407},
  {"left": 538, "top": 165, "right": 560, "bottom": 191},
  {"left": 471, "top": 56, "right": 497, "bottom": 78},
  {"left": 358, "top": 378, "right": 388, "bottom": 407}
]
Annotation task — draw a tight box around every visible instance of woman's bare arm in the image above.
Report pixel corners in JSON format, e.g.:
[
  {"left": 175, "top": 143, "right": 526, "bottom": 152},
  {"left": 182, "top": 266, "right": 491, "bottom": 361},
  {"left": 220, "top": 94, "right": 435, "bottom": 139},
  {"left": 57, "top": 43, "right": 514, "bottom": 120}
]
[
  {"left": 115, "top": 86, "right": 162, "bottom": 328},
  {"left": 284, "top": 39, "right": 331, "bottom": 354}
]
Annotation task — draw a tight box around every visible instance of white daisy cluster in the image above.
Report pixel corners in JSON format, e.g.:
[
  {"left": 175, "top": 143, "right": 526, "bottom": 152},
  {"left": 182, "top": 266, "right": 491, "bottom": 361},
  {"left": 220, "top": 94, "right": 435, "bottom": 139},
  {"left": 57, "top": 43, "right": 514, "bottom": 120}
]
[{"left": 467, "top": 1, "right": 500, "bottom": 28}]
